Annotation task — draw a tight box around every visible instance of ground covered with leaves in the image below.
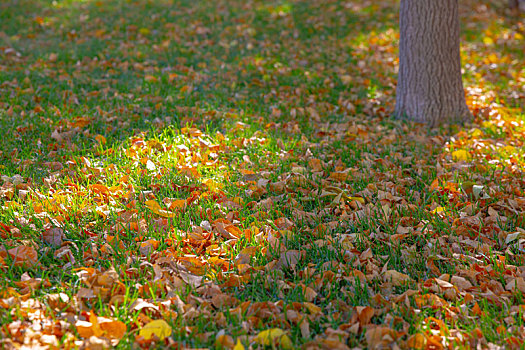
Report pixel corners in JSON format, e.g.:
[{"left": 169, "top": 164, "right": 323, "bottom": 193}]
[{"left": 0, "top": 0, "right": 524, "bottom": 349}]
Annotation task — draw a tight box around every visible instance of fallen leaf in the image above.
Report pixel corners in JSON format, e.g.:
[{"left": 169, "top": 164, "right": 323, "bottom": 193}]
[
  {"left": 451, "top": 149, "right": 470, "bottom": 161},
  {"left": 365, "top": 326, "right": 397, "bottom": 349},
  {"left": 450, "top": 276, "right": 473, "bottom": 291},
  {"left": 139, "top": 319, "right": 172, "bottom": 340},
  {"left": 278, "top": 250, "right": 301, "bottom": 269},
  {"left": 505, "top": 277, "right": 525, "bottom": 294},
  {"left": 233, "top": 338, "right": 245, "bottom": 350},
  {"left": 406, "top": 333, "right": 426, "bottom": 349},
  {"left": 255, "top": 328, "right": 293, "bottom": 349},
  {"left": 383, "top": 270, "right": 412, "bottom": 286},
  {"left": 145, "top": 200, "right": 176, "bottom": 218},
  {"left": 76, "top": 312, "right": 126, "bottom": 341},
  {"left": 42, "top": 227, "right": 64, "bottom": 247},
  {"left": 356, "top": 306, "right": 374, "bottom": 325},
  {"left": 3, "top": 246, "right": 38, "bottom": 267}
]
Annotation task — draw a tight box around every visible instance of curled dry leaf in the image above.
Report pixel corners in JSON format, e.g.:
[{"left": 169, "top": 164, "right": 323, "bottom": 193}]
[
  {"left": 179, "top": 270, "right": 203, "bottom": 288},
  {"left": 47, "top": 293, "right": 70, "bottom": 310}
]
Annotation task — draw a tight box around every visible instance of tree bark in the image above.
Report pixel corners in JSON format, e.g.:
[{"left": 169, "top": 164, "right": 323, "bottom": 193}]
[
  {"left": 395, "top": 0, "right": 471, "bottom": 127},
  {"left": 509, "top": 0, "right": 525, "bottom": 13}
]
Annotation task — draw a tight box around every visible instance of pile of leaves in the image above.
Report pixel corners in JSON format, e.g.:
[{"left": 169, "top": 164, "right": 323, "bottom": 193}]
[{"left": 0, "top": 0, "right": 523, "bottom": 348}]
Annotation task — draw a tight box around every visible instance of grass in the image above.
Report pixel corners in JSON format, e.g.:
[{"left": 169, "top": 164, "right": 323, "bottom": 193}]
[{"left": 0, "top": 0, "right": 524, "bottom": 348}]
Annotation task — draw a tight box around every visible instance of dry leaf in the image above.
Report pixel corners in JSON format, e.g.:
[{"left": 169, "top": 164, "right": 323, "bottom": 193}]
[
  {"left": 139, "top": 319, "right": 172, "bottom": 340},
  {"left": 383, "top": 270, "right": 412, "bottom": 286},
  {"left": 42, "top": 227, "right": 64, "bottom": 247},
  {"left": 255, "top": 328, "right": 293, "bottom": 349},
  {"left": 278, "top": 250, "right": 301, "bottom": 269},
  {"left": 145, "top": 200, "right": 176, "bottom": 218},
  {"left": 4, "top": 246, "right": 38, "bottom": 267}
]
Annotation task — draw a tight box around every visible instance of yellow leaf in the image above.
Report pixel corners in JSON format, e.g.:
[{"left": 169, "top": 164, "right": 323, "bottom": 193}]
[
  {"left": 486, "top": 53, "right": 498, "bottom": 63},
  {"left": 451, "top": 149, "right": 470, "bottom": 161},
  {"left": 482, "top": 36, "right": 494, "bottom": 45},
  {"left": 145, "top": 200, "right": 176, "bottom": 218},
  {"left": 233, "top": 338, "right": 245, "bottom": 350},
  {"left": 255, "top": 328, "right": 293, "bottom": 349},
  {"left": 431, "top": 206, "right": 446, "bottom": 214},
  {"left": 168, "top": 199, "right": 186, "bottom": 210},
  {"left": 202, "top": 178, "right": 222, "bottom": 192},
  {"left": 139, "top": 319, "right": 172, "bottom": 340},
  {"left": 345, "top": 196, "right": 365, "bottom": 204},
  {"left": 232, "top": 197, "right": 244, "bottom": 206}
]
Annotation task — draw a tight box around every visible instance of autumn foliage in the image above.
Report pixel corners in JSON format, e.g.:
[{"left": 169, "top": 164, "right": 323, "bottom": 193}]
[{"left": 0, "top": 0, "right": 524, "bottom": 349}]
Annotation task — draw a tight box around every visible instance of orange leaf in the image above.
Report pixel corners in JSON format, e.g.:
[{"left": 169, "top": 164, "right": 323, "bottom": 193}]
[
  {"left": 76, "top": 311, "right": 126, "bottom": 340},
  {"left": 406, "top": 333, "right": 426, "bottom": 349},
  {"left": 6, "top": 246, "right": 38, "bottom": 267},
  {"left": 356, "top": 306, "right": 374, "bottom": 325}
]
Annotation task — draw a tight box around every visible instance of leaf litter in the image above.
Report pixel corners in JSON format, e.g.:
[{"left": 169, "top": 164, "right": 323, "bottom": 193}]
[{"left": 0, "top": 0, "right": 524, "bottom": 349}]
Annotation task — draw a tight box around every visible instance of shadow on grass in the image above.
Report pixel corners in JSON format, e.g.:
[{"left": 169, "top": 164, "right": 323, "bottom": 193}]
[{"left": 0, "top": 0, "right": 405, "bottom": 178}]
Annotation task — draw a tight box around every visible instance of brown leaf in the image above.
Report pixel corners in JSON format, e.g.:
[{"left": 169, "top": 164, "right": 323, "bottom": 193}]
[
  {"left": 179, "top": 270, "right": 203, "bottom": 288},
  {"left": 308, "top": 158, "right": 323, "bottom": 172},
  {"left": 42, "top": 227, "right": 64, "bottom": 247},
  {"left": 4, "top": 246, "right": 38, "bottom": 267},
  {"left": 356, "top": 306, "right": 374, "bottom": 325},
  {"left": 383, "top": 270, "right": 412, "bottom": 286},
  {"left": 301, "top": 284, "right": 317, "bottom": 302},
  {"left": 365, "top": 326, "right": 397, "bottom": 349},
  {"left": 98, "top": 317, "right": 127, "bottom": 340},
  {"left": 329, "top": 171, "right": 348, "bottom": 182},
  {"left": 278, "top": 250, "right": 301, "bottom": 269},
  {"left": 299, "top": 319, "right": 310, "bottom": 338},
  {"left": 47, "top": 293, "right": 70, "bottom": 310},
  {"left": 505, "top": 277, "right": 525, "bottom": 293},
  {"left": 450, "top": 276, "right": 473, "bottom": 291},
  {"left": 76, "top": 311, "right": 126, "bottom": 341}
]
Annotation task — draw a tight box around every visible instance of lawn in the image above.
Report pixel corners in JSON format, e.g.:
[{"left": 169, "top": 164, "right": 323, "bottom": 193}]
[{"left": 0, "top": 0, "right": 524, "bottom": 348}]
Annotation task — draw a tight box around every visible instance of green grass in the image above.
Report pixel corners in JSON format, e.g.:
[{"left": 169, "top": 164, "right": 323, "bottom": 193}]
[{"left": 0, "top": 0, "right": 524, "bottom": 348}]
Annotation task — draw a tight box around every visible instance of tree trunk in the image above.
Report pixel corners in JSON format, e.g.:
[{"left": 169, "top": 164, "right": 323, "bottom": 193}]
[
  {"left": 509, "top": 0, "right": 525, "bottom": 13},
  {"left": 395, "top": 0, "right": 471, "bottom": 127}
]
